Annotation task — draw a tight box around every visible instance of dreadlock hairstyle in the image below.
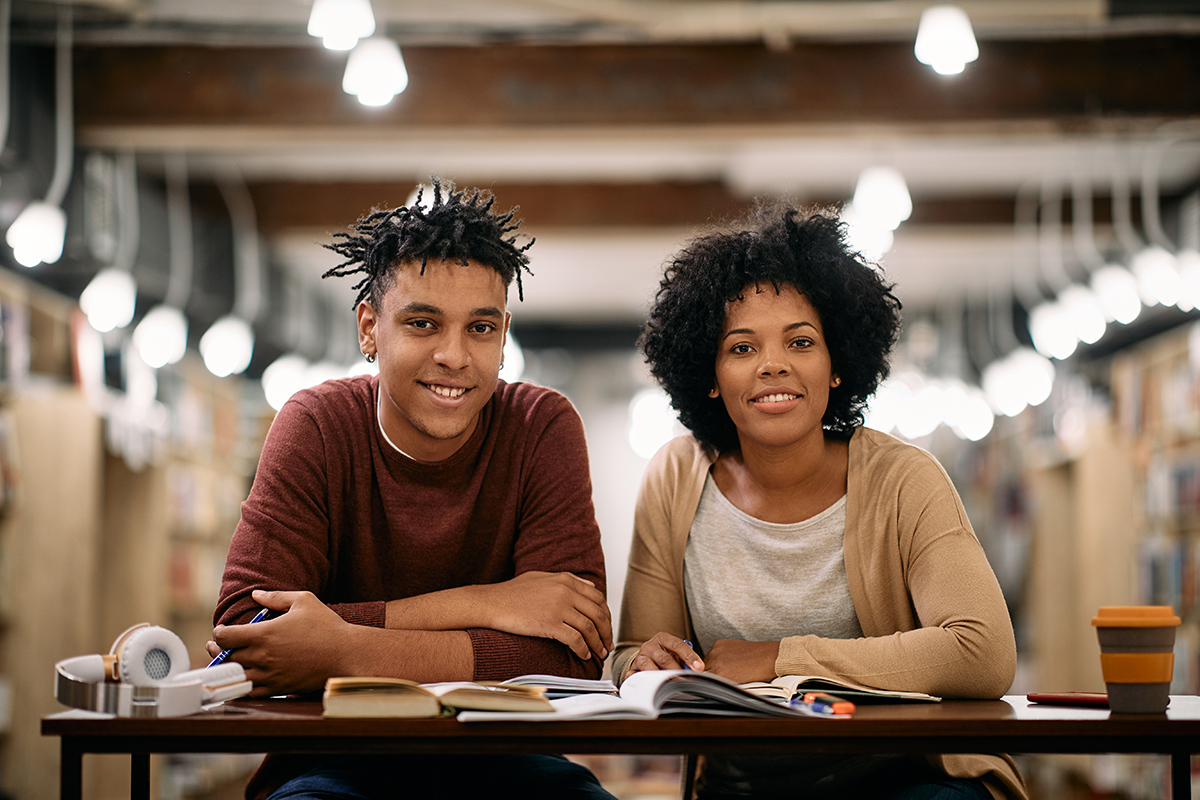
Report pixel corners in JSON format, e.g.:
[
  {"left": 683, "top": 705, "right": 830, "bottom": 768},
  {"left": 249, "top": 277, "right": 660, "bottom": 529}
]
[
  {"left": 639, "top": 204, "right": 902, "bottom": 452},
  {"left": 321, "top": 177, "right": 535, "bottom": 310}
]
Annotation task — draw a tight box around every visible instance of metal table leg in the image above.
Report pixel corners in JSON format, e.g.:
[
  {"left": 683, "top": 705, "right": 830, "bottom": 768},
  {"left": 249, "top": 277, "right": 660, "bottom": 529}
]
[
  {"left": 60, "top": 738, "right": 82, "bottom": 800},
  {"left": 1171, "top": 752, "right": 1191, "bottom": 800},
  {"left": 131, "top": 752, "right": 150, "bottom": 800}
]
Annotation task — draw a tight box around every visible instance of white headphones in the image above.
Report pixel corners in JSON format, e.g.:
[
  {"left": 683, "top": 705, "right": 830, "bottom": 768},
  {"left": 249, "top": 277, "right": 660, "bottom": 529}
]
[{"left": 54, "top": 623, "right": 252, "bottom": 718}]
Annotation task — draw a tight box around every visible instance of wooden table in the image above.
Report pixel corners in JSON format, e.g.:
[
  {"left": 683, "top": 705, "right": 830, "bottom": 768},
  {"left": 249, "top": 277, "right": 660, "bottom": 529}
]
[{"left": 43, "top": 695, "right": 1200, "bottom": 800}]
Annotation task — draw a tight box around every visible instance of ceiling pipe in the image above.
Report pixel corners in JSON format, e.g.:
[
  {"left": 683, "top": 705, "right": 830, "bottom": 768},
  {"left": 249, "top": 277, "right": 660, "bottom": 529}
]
[{"left": 0, "top": 0, "right": 11, "bottom": 156}]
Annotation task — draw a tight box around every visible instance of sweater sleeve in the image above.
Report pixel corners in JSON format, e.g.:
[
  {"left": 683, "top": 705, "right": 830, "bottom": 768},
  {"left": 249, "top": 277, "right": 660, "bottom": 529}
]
[
  {"left": 214, "top": 396, "right": 384, "bottom": 628},
  {"left": 611, "top": 439, "right": 695, "bottom": 684},
  {"left": 467, "top": 393, "right": 608, "bottom": 681},
  {"left": 774, "top": 451, "right": 1017, "bottom": 699}
]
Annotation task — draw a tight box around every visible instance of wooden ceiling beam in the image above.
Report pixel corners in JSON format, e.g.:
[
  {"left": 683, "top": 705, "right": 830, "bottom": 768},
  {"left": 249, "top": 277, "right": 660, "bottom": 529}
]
[
  {"left": 240, "top": 179, "right": 1142, "bottom": 235},
  {"left": 74, "top": 37, "right": 1200, "bottom": 135}
]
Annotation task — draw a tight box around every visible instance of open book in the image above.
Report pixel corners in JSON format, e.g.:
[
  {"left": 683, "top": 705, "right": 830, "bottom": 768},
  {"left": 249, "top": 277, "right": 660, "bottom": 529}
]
[
  {"left": 741, "top": 675, "right": 941, "bottom": 704},
  {"left": 456, "top": 669, "right": 849, "bottom": 721},
  {"left": 499, "top": 674, "right": 618, "bottom": 698},
  {"left": 322, "top": 677, "right": 553, "bottom": 718}
]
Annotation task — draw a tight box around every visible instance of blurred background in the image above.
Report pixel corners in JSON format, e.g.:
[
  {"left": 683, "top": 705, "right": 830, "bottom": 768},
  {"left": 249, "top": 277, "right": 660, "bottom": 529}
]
[{"left": 0, "top": 0, "right": 1199, "bottom": 797}]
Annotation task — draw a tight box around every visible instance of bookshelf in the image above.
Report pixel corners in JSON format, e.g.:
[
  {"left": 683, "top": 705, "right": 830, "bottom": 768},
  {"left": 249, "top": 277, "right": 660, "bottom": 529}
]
[
  {"left": 0, "top": 267, "right": 269, "bottom": 800},
  {"left": 1004, "top": 319, "right": 1200, "bottom": 798},
  {"left": 1110, "top": 323, "right": 1200, "bottom": 696},
  {"left": 0, "top": 269, "right": 105, "bottom": 799}
]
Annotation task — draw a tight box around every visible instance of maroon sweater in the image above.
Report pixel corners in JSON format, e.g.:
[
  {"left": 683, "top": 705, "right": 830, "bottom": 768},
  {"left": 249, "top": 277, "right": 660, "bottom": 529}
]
[
  {"left": 218, "top": 376, "right": 608, "bottom": 799},
  {"left": 215, "top": 374, "right": 606, "bottom": 680}
]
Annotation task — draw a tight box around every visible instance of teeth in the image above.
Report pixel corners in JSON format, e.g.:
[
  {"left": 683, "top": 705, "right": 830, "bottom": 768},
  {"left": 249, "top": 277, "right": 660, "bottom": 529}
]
[
  {"left": 755, "top": 393, "right": 797, "bottom": 403},
  {"left": 430, "top": 385, "right": 466, "bottom": 398}
]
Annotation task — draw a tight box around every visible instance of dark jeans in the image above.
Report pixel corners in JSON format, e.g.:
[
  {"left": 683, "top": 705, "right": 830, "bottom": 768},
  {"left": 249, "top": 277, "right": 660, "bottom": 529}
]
[
  {"left": 264, "top": 754, "right": 617, "bottom": 800},
  {"left": 886, "top": 779, "right": 994, "bottom": 800},
  {"left": 698, "top": 777, "right": 993, "bottom": 800}
]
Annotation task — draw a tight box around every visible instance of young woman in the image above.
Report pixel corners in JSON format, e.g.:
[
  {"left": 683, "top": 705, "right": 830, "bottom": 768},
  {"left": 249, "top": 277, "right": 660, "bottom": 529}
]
[{"left": 612, "top": 207, "right": 1026, "bottom": 800}]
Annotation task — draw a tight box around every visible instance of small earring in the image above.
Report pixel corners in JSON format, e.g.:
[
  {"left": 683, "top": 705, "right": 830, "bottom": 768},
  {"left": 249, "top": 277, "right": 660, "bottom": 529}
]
[
  {"left": 365, "top": 352, "right": 376, "bottom": 364},
  {"left": 708, "top": 388, "right": 719, "bottom": 398},
  {"left": 832, "top": 376, "right": 841, "bottom": 387}
]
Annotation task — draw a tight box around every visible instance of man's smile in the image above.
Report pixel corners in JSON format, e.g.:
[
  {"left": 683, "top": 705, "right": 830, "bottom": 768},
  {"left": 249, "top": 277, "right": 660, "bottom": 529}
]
[{"left": 424, "top": 383, "right": 469, "bottom": 399}]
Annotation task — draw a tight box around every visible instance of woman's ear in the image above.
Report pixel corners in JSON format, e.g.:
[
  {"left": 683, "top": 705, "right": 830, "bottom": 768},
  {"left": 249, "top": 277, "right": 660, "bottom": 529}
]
[
  {"left": 708, "top": 387, "right": 720, "bottom": 398},
  {"left": 831, "top": 375, "right": 841, "bottom": 388}
]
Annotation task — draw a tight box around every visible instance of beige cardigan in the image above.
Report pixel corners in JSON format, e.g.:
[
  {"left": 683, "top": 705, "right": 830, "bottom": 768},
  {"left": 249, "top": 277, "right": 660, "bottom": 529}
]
[{"left": 611, "top": 427, "right": 1027, "bottom": 800}]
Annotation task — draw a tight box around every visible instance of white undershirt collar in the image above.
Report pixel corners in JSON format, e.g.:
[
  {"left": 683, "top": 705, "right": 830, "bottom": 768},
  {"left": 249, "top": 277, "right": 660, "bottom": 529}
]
[{"left": 376, "top": 388, "right": 419, "bottom": 461}]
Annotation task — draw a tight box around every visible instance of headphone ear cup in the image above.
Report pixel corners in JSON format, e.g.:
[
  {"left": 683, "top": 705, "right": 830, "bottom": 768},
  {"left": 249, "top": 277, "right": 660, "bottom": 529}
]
[{"left": 114, "top": 626, "right": 191, "bottom": 686}]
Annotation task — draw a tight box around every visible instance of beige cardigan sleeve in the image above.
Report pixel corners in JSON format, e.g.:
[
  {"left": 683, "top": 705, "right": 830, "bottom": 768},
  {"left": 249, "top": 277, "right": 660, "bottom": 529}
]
[
  {"left": 774, "top": 429, "right": 1017, "bottom": 700},
  {"left": 610, "top": 437, "right": 707, "bottom": 682}
]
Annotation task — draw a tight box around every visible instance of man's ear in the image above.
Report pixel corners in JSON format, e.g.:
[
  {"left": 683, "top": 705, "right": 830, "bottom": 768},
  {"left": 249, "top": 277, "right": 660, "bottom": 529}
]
[{"left": 357, "top": 301, "right": 378, "bottom": 359}]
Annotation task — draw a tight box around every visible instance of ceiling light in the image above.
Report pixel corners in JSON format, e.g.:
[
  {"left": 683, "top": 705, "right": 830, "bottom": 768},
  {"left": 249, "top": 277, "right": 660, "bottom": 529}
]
[
  {"left": 263, "top": 354, "right": 310, "bottom": 411},
  {"left": 307, "top": 0, "right": 375, "bottom": 51},
  {"left": 983, "top": 359, "right": 1026, "bottom": 418},
  {"left": 628, "top": 388, "right": 681, "bottom": 460},
  {"left": 1058, "top": 285, "right": 1107, "bottom": 346},
  {"left": 914, "top": 5, "right": 979, "bottom": 75},
  {"left": 1029, "top": 300, "right": 1077, "bottom": 360},
  {"left": 1178, "top": 249, "right": 1200, "bottom": 311},
  {"left": 863, "top": 380, "right": 907, "bottom": 435},
  {"left": 1010, "top": 348, "right": 1055, "bottom": 408},
  {"left": 199, "top": 315, "right": 254, "bottom": 378},
  {"left": 80, "top": 268, "right": 137, "bottom": 333},
  {"left": 852, "top": 167, "right": 912, "bottom": 232},
  {"left": 895, "top": 383, "right": 943, "bottom": 440},
  {"left": 6, "top": 201, "right": 66, "bottom": 267},
  {"left": 952, "top": 387, "right": 994, "bottom": 442},
  {"left": 1132, "top": 245, "right": 1181, "bottom": 307},
  {"left": 343, "top": 37, "right": 408, "bottom": 106},
  {"left": 499, "top": 334, "right": 525, "bottom": 384},
  {"left": 840, "top": 202, "right": 894, "bottom": 261},
  {"left": 9, "top": 5, "right": 73, "bottom": 268},
  {"left": 133, "top": 305, "right": 188, "bottom": 369},
  {"left": 984, "top": 348, "right": 1054, "bottom": 417},
  {"left": 1089, "top": 264, "right": 1141, "bottom": 325}
]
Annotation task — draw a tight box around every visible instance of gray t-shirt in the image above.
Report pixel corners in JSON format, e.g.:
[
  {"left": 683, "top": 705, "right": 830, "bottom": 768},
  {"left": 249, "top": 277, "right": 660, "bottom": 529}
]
[
  {"left": 682, "top": 473, "right": 918, "bottom": 799},
  {"left": 684, "top": 474, "right": 861, "bottom": 654}
]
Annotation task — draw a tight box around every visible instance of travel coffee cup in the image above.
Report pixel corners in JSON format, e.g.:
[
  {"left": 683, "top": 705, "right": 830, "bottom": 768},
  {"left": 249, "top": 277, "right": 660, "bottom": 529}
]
[{"left": 1091, "top": 606, "right": 1181, "bottom": 713}]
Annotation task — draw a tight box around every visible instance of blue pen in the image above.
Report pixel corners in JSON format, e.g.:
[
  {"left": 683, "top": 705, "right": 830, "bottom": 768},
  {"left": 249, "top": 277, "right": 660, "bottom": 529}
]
[
  {"left": 682, "top": 640, "right": 695, "bottom": 671},
  {"left": 207, "top": 607, "right": 277, "bottom": 668}
]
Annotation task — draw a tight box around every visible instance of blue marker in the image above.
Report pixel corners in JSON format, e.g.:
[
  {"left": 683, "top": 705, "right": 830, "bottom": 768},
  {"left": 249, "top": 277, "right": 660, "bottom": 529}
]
[{"left": 207, "top": 607, "right": 277, "bottom": 668}]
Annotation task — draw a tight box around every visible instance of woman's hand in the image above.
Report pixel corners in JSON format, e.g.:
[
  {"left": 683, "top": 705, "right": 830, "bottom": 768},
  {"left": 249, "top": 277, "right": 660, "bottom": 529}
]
[
  {"left": 627, "top": 632, "right": 704, "bottom": 674},
  {"left": 702, "top": 639, "right": 780, "bottom": 683}
]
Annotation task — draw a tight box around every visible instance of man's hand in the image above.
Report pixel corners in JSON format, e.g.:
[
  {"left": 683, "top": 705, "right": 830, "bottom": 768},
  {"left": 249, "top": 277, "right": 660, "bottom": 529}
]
[
  {"left": 702, "top": 639, "right": 780, "bottom": 684},
  {"left": 626, "top": 632, "right": 704, "bottom": 676},
  {"left": 209, "top": 590, "right": 350, "bottom": 697},
  {"left": 472, "top": 572, "right": 613, "bottom": 662}
]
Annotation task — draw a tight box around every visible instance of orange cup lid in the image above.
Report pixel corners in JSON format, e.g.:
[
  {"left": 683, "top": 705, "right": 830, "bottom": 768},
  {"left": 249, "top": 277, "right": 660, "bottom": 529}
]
[{"left": 1092, "top": 606, "right": 1181, "bottom": 628}]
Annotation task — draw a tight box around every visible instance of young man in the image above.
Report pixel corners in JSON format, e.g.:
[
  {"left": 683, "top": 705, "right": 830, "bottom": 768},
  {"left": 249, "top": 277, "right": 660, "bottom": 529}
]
[{"left": 210, "top": 180, "right": 615, "bottom": 799}]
